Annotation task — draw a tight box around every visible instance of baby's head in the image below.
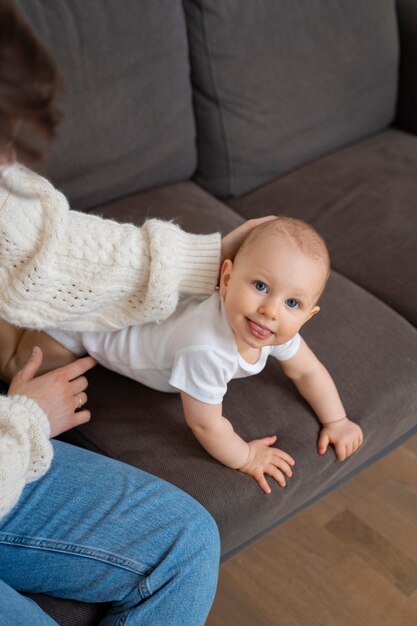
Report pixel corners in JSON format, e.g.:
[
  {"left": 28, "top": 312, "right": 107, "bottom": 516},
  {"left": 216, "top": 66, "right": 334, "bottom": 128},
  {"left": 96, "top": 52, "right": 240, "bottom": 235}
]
[
  {"left": 235, "top": 216, "right": 330, "bottom": 291},
  {"left": 219, "top": 217, "right": 330, "bottom": 353}
]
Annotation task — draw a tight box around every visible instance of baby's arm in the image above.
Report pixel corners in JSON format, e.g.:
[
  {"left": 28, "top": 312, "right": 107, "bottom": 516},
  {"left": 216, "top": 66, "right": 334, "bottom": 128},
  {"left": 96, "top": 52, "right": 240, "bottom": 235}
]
[
  {"left": 280, "top": 338, "right": 363, "bottom": 460},
  {"left": 181, "top": 392, "right": 295, "bottom": 493}
]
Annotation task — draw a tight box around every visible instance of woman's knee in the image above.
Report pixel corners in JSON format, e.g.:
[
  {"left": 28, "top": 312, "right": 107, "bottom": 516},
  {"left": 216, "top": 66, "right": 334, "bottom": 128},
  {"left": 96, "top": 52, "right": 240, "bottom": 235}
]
[
  {"left": 176, "top": 491, "right": 221, "bottom": 574},
  {"left": 153, "top": 489, "right": 220, "bottom": 608}
]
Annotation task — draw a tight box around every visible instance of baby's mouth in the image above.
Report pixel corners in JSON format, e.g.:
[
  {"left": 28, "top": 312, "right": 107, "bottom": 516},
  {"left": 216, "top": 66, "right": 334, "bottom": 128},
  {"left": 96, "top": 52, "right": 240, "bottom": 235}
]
[{"left": 247, "top": 318, "right": 274, "bottom": 340}]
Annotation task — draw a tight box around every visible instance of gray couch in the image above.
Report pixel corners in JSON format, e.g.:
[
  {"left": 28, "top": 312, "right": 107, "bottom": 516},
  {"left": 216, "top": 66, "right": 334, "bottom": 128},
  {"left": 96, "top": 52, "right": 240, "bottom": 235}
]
[{"left": 15, "top": 1, "right": 417, "bottom": 624}]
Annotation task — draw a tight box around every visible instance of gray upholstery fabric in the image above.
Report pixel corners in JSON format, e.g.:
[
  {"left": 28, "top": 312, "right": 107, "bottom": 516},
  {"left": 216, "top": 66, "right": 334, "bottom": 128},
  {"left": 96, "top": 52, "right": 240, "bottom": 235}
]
[
  {"left": 229, "top": 129, "right": 417, "bottom": 327},
  {"left": 8, "top": 4, "right": 416, "bottom": 624},
  {"left": 396, "top": 0, "right": 417, "bottom": 134},
  {"left": 27, "top": 183, "right": 241, "bottom": 626},
  {"left": 17, "top": 0, "right": 196, "bottom": 211},
  {"left": 24, "top": 593, "right": 107, "bottom": 626},
  {"left": 58, "top": 185, "right": 417, "bottom": 559},
  {"left": 85, "top": 179, "right": 243, "bottom": 235},
  {"left": 64, "top": 272, "right": 417, "bottom": 558},
  {"left": 184, "top": 0, "right": 399, "bottom": 197}
]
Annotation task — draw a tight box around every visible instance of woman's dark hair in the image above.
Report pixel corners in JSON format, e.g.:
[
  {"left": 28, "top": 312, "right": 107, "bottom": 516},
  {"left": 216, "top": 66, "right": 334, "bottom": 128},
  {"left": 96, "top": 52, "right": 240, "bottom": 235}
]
[{"left": 0, "top": 0, "right": 61, "bottom": 160}]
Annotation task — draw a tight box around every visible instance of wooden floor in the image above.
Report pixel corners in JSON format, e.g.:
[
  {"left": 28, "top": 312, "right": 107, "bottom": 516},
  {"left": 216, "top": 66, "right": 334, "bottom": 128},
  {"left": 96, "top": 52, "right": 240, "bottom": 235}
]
[{"left": 206, "top": 435, "right": 417, "bottom": 626}]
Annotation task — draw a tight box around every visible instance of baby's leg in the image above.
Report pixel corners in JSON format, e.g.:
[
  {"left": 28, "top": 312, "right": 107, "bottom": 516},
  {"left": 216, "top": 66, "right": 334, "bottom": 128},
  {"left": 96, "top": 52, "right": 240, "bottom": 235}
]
[
  {"left": 0, "top": 319, "right": 24, "bottom": 381},
  {"left": 0, "top": 319, "right": 78, "bottom": 382}
]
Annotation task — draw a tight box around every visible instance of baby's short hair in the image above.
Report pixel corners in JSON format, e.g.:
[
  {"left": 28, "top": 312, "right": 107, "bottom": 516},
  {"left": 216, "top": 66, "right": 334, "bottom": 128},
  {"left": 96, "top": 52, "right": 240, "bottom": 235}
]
[{"left": 236, "top": 216, "right": 330, "bottom": 283}]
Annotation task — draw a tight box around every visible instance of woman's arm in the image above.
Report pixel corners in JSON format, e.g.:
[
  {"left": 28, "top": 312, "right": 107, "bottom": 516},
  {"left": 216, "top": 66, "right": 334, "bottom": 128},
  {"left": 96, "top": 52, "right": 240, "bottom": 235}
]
[
  {"left": 0, "top": 393, "right": 52, "bottom": 519},
  {"left": 0, "top": 164, "right": 221, "bottom": 331},
  {"left": 1, "top": 166, "right": 276, "bottom": 332},
  {"left": 0, "top": 348, "right": 96, "bottom": 519}
]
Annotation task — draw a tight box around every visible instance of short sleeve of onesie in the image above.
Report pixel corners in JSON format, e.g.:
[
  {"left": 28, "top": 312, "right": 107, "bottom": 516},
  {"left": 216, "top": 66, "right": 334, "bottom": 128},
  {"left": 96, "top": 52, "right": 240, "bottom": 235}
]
[
  {"left": 169, "top": 348, "right": 234, "bottom": 405},
  {"left": 270, "top": 333, "right": 301, "bottom": 361}
]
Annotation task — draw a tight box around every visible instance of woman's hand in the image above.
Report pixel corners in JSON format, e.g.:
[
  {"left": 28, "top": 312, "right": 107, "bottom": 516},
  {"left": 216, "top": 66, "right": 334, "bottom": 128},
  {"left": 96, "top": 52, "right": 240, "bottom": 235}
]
[
  {"left": 239, "top": 435, "right": 295, "bottom": 494},
  {"left": 8, "top": 346, "right": 97, "bottom": 437},
  {"left": 220, "top": 216, "right": 276, "bottom": 264}
]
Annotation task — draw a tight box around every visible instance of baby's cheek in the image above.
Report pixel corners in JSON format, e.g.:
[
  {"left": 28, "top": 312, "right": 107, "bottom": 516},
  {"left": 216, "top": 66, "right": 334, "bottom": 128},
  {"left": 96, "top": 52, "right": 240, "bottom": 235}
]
[
  {"left": 276, "top": 322, "right": 299, "bottom": 343},
  {"left": 273, "top": 333, "right": 292, "bottom": 346}
]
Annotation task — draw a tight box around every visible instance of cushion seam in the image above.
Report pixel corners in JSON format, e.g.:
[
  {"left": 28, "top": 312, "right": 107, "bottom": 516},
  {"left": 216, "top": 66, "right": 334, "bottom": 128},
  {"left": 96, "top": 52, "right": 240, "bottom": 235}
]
[{"left": 199, "top": 3, "right": 234, "bottom": 196}]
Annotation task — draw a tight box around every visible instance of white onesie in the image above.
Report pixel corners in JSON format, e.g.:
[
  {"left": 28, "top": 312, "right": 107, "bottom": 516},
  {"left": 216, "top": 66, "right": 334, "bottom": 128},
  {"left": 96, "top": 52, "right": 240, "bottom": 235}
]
[{"left": 48, "top": 292, "right": 300, "bottom": 405}]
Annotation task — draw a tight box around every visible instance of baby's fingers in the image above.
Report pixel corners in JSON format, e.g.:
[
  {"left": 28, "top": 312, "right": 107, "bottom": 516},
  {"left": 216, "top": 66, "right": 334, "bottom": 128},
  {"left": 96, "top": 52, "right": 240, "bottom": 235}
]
[
  {"left": 272, "top": 448, "right": 295, "bottom": 467},
  {"left": 318, "top": 431, "right": 330, "bottom": 455},
  {"left": 254, "top": 466, "right": 288, "bottom": 494},
  {"left": 254, "top": 472, "right": 273, "bottom": 495},
  {"left": 335, "top": 442, "right": 348, "bottom": 461},
  {"left": 267, "top": 464, "right": 289, "bottom": 488},
  {"left": 259, "top": 435, "right": 278, "bottom": 446},
  {"left": 338, "top": 436, "right": 363, "bottom": 460},
  {"left": 270, "top": 453, "right": 294, "bottom": 478},
  {"left": 347, "top": 436, "right": 363, "bottom": 458}
]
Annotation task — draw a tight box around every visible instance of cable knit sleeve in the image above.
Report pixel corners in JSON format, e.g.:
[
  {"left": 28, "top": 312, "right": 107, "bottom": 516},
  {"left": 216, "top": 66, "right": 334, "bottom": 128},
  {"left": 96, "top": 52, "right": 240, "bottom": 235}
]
[
  {"left": 0, "top": 164, "right": 221, "bottom": 331},
  {"left": 0, "top": 394, "right": 52, "bottom": 519}
]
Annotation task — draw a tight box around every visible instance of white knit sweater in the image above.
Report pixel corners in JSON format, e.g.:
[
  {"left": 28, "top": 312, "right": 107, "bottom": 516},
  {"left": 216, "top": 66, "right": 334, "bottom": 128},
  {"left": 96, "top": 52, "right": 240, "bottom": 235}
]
[{"left": 0, "top": 163, "right": 220, "bottom": 519}]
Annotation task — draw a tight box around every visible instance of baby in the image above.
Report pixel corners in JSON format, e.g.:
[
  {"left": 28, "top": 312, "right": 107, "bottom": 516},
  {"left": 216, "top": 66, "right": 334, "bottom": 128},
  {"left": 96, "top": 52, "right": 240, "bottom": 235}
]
[{"left": 0, "top": 217, "right": 363, "bottom": 493}]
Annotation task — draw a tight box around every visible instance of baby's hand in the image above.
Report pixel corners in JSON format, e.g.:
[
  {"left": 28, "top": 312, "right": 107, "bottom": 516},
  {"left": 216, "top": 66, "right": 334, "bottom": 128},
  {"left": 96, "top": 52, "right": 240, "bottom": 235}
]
[
  {"left": 239, "top": 435, "right": 295, "bottom": 494},
  {"left": 318, "top": 417, "right": 363, "bottom": 461}
]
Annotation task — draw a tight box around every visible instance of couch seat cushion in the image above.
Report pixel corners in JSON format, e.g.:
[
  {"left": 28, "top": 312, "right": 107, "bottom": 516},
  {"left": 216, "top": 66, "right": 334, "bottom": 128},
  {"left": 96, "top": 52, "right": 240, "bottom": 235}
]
[
  {"left": 61, "top": 183, "right": 417, "bottom": 559},
  {"left": 229, "top": 129, "right": 417, "bottom": 327},
  {"left": 26, "top": 182, "right": 242, "bottom": 625},
  {"left": 85, "top": 180, "right": 243, "bottom": 235}
]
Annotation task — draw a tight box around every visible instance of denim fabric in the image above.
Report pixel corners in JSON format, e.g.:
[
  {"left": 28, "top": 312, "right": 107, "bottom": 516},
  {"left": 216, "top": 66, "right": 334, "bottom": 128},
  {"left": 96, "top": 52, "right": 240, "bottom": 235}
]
[{"left": 0, "top": 441, "right": 220, "bottom": 625}]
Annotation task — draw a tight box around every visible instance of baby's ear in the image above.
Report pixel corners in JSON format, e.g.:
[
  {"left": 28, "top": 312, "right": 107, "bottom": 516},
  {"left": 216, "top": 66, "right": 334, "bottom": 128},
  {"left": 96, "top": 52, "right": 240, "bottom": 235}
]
[
  {"left": 219, "top": 259, "right": 233, "bottom": 297},
  {"left": 307, "top": 305, "right": 320, "bottom": 321}
]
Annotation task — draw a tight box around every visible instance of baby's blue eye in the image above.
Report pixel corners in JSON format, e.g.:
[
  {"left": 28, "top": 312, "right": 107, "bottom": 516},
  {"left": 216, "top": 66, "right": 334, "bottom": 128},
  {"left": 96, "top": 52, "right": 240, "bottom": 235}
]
[
  {"left": 286, "top": 298, "right": 299, "bottom": 309},
  {"left": 254, "top": 281, "right": 268, "bottom": 293}
]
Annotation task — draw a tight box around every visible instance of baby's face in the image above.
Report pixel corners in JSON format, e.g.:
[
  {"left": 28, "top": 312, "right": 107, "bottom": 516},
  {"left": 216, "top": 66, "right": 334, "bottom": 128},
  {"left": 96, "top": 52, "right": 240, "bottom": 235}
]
[{"left": 219, "top": 237, "right": 326, "bottom": 356}]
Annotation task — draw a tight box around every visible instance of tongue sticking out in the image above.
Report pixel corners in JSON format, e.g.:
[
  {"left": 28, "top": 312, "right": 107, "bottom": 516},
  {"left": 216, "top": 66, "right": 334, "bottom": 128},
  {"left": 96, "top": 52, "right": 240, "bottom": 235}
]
[{"left": 247, "top": 319, "right": 273, "bottom": 339}]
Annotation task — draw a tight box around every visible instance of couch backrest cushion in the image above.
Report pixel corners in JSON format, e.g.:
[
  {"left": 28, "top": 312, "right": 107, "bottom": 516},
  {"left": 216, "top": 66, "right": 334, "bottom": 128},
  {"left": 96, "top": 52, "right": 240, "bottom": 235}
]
[
  {"left": 18, "top": 0, "right": 196, "bottom": 210},
  {"left": 185, "top": 0, "right": 399, "bottom": 198}
]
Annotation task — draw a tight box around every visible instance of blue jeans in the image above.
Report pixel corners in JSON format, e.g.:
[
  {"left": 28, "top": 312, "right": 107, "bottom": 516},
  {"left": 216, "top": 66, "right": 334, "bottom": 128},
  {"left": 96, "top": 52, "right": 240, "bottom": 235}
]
[{"left": 0, "top": 441, "right": 220, "bottom": 625}]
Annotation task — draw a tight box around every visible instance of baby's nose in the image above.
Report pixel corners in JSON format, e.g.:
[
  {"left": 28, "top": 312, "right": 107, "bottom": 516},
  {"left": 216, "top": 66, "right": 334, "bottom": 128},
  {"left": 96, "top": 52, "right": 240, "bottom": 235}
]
[{"left": 259, "top": 300, "right": 279, "bottom": 320}]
